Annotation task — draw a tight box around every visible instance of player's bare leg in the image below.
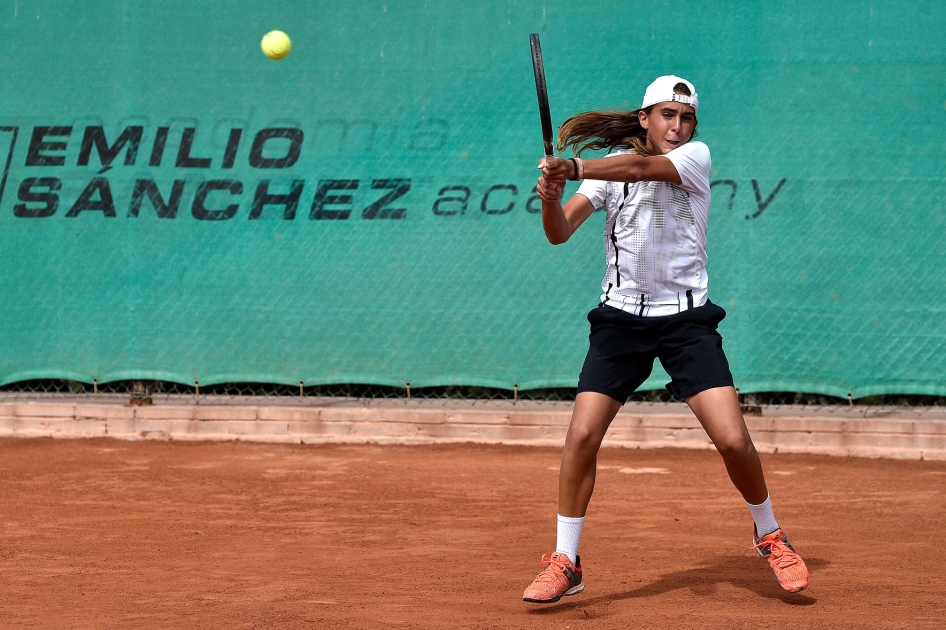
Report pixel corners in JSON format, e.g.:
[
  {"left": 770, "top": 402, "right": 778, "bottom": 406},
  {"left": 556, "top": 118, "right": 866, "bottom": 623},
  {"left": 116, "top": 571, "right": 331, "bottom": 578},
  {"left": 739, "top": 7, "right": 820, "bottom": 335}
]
[
  {"left": 523, "top": 391, "right": 621, "bottom": 603},
  {"left": 685, "top": 386, "right": 767, "bottom": 503},
  {"left": 558, "top": 391, "right": 623, "bottom": 516},
  {"left": 686, "top": 385, "right": 809, "bottom": 592}
]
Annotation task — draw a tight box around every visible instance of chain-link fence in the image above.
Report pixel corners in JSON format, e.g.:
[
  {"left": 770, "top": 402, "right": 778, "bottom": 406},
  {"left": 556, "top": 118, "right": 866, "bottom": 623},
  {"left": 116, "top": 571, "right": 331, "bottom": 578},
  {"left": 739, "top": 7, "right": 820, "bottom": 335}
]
[{"left": 2, "top": 379, "right": 944, "bottom": 418}]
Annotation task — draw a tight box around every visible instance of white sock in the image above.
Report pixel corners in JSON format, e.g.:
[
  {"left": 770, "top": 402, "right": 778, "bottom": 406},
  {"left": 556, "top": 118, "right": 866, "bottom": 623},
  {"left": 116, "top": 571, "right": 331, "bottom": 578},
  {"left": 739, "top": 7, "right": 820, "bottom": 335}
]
[
  {"left": 555, "top": 514, "right": 585, "bottom": 564},
  {"left": 746, "top": 495, "right": 779, "bottom": 537}
]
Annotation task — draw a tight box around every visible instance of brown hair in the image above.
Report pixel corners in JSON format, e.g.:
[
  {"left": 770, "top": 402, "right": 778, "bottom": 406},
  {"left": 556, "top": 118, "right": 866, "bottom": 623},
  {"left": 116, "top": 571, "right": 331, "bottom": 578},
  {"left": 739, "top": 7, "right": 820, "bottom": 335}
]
[{"left": 556, "top": 83, "right": 697, "bottom": 157}]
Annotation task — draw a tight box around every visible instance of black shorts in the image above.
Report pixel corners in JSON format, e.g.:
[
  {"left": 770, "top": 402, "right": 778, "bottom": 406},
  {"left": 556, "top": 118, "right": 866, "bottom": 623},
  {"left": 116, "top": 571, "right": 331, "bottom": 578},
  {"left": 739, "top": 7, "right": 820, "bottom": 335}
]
[{"left": 576, "top": 301, "right": 735, "bottom": 403}]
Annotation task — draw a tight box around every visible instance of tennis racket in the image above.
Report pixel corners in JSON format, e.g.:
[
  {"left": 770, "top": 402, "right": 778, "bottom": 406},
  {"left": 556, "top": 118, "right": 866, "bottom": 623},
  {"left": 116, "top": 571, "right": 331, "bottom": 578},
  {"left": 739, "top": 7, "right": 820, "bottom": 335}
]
[{"left": 529, "top": 33, "right": 554, "bottom": 158}]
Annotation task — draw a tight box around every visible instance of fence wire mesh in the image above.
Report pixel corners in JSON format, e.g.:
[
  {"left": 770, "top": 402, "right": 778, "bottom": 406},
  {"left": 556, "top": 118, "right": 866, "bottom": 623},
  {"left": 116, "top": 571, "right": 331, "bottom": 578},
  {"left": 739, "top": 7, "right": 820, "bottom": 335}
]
[
  {"left": 1, "top": 379, "right": 944, "bottom": 418},
  {"left": 3, "top": 3, "right": 946, "bottom": 402}
]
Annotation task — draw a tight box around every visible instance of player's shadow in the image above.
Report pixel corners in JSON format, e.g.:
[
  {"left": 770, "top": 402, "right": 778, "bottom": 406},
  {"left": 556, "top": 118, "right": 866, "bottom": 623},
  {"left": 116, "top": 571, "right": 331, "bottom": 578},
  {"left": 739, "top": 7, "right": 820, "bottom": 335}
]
[{"left": 527, "top": 553, "right": 826, "bottom": 614}]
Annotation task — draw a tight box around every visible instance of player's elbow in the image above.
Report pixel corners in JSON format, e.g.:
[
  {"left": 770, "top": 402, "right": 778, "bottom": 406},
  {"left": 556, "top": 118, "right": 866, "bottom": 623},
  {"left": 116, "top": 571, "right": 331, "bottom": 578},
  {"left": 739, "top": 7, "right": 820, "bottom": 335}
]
[
  {"left": 544, "top": 228, "right": 571, "bottom": 245},
  {"left": 542, "top": 220, "right": 573, "bottom": 245}
]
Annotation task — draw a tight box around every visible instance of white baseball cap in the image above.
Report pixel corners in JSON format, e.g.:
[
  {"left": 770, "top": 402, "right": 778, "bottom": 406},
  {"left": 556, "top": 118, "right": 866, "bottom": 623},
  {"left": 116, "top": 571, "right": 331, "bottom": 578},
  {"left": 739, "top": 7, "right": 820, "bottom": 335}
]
[{"left": 641, "top": 75, "right": 699, "bottom": 113}]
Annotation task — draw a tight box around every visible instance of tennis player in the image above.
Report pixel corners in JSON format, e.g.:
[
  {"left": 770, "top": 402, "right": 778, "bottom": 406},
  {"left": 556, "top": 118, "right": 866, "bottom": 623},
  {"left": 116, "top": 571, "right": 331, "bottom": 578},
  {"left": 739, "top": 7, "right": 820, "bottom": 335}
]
[{"left": 522, "top": 76, "right": 809, "bottom": 603}]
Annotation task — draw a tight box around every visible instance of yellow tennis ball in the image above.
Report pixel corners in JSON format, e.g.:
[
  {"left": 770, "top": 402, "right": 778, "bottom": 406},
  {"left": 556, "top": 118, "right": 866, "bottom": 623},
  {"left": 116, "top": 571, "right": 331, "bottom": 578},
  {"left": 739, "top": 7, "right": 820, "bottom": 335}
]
[{"left": 261, "top": 30, "right": 291, "bottom": 60}]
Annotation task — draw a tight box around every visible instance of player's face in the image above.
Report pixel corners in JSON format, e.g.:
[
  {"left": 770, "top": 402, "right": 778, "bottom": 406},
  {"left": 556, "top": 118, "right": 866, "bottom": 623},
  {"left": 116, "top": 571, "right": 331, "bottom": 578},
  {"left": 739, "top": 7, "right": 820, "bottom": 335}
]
[{"left": 639, "top": 102, "right": 697, "bottom": 155}]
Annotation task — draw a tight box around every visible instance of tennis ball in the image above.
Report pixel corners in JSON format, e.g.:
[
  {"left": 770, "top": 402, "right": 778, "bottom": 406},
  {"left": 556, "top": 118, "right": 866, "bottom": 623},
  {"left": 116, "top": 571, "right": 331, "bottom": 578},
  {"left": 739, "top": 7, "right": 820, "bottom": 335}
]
[{"left": 261, "top": 30, "right": 291, "bottom": 60}]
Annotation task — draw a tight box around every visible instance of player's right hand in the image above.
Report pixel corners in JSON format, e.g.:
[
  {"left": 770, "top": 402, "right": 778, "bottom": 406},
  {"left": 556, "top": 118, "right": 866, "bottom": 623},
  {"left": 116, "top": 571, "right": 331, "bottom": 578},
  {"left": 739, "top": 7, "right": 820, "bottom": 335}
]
[
  {"left": 538, "top": 156, "right": 569, "bottom": 184},
  {"left": 535, "top": 175, "right": 564, "bottom": 202}
]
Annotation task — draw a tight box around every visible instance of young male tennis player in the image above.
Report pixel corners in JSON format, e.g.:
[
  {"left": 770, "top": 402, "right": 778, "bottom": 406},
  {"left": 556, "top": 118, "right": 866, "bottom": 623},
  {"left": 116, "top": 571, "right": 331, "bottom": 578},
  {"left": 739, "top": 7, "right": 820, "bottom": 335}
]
[{"left": 522, "top": 76, "right": 809, "bottom": 603}]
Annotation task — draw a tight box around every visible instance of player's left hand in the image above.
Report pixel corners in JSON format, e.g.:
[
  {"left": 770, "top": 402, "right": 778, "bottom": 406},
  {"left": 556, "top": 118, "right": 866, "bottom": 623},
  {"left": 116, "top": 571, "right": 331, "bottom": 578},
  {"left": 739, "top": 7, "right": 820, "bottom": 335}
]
[
  {"left": 538, "top": 156, "right": 569, "bottom": 183},
  {"left": 535, "top": 175, "right": 564, "bottom": 202}
]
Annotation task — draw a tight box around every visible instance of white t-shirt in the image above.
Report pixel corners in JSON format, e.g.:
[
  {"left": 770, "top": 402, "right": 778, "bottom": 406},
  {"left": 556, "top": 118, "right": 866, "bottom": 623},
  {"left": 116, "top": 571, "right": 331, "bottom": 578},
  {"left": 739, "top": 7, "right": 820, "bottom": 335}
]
[{"left": 576, "top": 141, "right": 712, "bottom": 317}]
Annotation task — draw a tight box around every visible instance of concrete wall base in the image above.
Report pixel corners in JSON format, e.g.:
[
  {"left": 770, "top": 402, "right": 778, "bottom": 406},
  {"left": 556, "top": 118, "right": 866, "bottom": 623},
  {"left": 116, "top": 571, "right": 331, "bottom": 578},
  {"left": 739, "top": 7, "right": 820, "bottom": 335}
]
[{"left": 1, "top": 401, "right": 944, "bottom": 461}]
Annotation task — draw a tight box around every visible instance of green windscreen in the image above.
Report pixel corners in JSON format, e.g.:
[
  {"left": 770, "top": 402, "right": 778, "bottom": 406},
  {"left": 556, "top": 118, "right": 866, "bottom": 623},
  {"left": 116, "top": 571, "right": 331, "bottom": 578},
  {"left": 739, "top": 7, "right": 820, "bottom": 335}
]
[{"left": 0, "top": 1, "right": 943, "bottom": 397}]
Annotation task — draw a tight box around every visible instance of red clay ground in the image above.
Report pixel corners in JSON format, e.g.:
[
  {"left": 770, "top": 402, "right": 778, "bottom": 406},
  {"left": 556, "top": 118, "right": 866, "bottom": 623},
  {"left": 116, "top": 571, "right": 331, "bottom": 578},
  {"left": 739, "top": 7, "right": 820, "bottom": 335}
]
[{"left": 1, "top": 439, "right": 944, "bottom": 629}]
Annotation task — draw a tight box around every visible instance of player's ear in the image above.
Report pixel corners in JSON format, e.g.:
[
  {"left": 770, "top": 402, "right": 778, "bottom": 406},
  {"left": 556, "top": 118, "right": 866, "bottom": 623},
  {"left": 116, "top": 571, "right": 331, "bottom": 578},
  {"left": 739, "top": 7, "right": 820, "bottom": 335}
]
[{"left": 638, "top": 109, "right": 649, "bottom": 129}]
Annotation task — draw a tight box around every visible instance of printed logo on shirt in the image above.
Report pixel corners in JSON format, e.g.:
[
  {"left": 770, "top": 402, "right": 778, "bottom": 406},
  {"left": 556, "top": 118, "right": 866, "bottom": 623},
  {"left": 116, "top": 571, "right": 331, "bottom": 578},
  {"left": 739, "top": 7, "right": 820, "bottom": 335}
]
[
  {"left": 669, "top": 184, "right": 696, "bottom": 226},
  {"left": 618, "top": 181, "right": 695, "bottom": 230}
]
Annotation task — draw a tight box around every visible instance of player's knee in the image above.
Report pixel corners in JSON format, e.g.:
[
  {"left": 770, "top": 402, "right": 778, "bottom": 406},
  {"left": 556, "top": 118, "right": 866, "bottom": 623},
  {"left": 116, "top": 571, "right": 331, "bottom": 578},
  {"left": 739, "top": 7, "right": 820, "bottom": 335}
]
[
  {"left": 566, "top": 422, "right": 604, "bottom": 454},
  {"left": 715, "top": 432, "right": 755, "bottom": 462}
]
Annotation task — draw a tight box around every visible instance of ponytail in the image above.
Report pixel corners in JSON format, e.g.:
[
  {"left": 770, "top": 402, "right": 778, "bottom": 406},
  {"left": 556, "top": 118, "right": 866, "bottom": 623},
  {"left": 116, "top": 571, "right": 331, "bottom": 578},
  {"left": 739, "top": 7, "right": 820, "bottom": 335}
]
[
  {"left": 556, "top": 83, "right": 697, "bottom": 157},
  {"left": 556, "top": 109, "right": 653, "bottom": 157}
]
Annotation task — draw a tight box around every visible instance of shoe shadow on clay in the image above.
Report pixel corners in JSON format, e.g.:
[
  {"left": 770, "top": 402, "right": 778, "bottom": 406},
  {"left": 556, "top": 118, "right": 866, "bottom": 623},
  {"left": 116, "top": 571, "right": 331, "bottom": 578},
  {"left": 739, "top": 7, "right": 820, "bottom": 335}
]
[{"left": 527, "top": 554, "right": 826, "bottom": 613}]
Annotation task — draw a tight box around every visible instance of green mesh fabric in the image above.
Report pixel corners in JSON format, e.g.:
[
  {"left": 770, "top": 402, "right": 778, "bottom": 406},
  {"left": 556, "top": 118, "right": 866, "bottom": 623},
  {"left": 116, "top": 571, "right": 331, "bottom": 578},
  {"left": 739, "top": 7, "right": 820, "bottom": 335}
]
[{"left": 0, "top": 1, "right": 943, "bottom": 397}]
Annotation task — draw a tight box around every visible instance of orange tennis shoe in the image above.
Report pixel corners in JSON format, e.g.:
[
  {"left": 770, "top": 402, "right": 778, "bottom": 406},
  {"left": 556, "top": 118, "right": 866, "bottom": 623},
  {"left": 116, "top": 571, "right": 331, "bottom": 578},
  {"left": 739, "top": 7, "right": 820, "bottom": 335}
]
[
  {"left": 753, "top": 527, "right": 810, "bottom": 593},
  {"left": 522, "top": 552, "right": 584, "bottom": 603}
]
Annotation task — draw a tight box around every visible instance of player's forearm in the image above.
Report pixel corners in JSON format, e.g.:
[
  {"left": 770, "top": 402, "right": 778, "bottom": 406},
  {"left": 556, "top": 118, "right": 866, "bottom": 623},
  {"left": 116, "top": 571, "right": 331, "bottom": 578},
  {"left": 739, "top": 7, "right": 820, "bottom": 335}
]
[
  {"left": 542, "top": 199, "right": 572, "bottom": 244},
  {"left": 581, "top": 155, "right": 648, "bottom": 183},
  {"left": 580, "top": 154, "right": 681, "bottom": 185},
  {"left": 542, "top": 154, "right": 656, "bottom": 185}
]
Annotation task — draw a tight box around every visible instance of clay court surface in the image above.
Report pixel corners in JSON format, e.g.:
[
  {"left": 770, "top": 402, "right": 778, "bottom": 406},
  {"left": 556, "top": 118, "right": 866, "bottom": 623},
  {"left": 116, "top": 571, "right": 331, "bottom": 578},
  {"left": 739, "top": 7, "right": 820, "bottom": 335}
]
[{"left": 1, "top": 438, "right": 944, "bottom": 628}]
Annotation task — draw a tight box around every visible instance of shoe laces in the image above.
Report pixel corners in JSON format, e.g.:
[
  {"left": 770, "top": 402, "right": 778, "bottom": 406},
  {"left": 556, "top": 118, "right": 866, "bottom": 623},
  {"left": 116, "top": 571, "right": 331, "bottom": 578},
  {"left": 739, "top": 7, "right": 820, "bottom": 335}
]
[
  {"left": 753, "top": 536, "right": 799, "bottom": 569},
  {"left": 533, "top": 554, "right": 569, "bottom": 584}
]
